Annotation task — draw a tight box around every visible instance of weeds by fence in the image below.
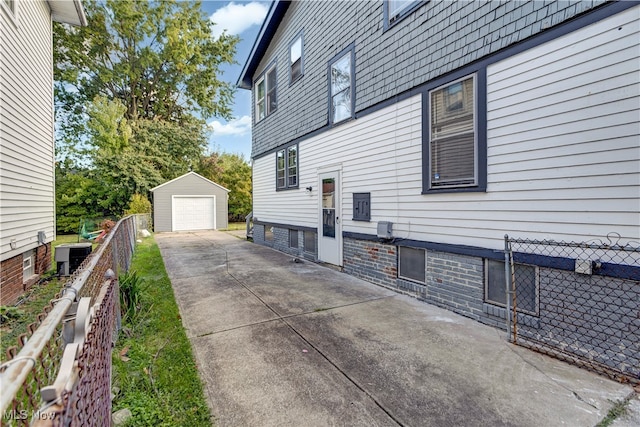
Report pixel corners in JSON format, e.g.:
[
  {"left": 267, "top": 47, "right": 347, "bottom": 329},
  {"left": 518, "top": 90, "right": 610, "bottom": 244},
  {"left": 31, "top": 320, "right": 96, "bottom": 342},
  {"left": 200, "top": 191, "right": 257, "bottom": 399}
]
[
  {"left": 505, "top": 234, "right": 640, "bottom": 384},
  {"left": 0, "top": 215, "right": 138, "bottom": 425}
]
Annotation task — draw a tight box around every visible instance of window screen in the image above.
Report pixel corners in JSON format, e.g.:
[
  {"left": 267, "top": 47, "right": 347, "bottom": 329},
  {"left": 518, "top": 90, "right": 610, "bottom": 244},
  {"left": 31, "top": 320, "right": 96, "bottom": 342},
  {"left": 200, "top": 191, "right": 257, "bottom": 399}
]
[
  {"left": 485, "top": 259, "right": 538, "bottom": 315},
  {"left": 289, "top": 229, "right": 298, "bottom": 248},
  {"left": 398, "top": 246, "right": 425, "bottom": 284},
  {"left": 304, "top": 231, "right": 316, "bottom": 254}
]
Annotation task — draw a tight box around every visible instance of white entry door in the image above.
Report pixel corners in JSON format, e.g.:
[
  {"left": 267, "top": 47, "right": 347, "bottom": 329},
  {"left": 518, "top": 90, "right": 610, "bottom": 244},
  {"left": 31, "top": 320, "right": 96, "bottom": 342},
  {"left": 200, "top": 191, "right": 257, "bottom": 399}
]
[
  {"left": 318, "top": 171, "right": 342, "bottom": 266},
  {"left": 172, "top": 196, "right": 216, "bottom": 231}
]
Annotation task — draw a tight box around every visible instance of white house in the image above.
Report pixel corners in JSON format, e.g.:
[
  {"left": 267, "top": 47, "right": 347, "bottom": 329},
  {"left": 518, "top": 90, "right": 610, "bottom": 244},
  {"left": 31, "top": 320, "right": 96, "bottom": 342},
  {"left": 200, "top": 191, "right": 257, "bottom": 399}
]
[
  {"left": 238, "top": 1, "right": 639, "bottom": 322},
  {"left": 0, "top": 0, "right": 86, "bottom": 304}
]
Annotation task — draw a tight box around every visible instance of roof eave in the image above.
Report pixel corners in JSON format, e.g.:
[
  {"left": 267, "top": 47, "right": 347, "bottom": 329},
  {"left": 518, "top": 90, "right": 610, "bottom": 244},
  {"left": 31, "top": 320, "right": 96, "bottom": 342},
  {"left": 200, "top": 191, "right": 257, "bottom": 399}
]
[
  {"left": 236, "top": 0, "right": 290, "bottom": 90},
  {"left": 48, "top": 0, "right": 87, "bottom": 27}
]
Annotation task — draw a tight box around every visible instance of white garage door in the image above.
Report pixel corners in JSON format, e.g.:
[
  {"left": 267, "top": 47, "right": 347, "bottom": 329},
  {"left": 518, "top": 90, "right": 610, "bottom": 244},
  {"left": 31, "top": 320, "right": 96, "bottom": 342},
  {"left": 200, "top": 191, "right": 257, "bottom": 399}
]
[{"left": 172, "top": 196, "right": 216, "bottom": 231}]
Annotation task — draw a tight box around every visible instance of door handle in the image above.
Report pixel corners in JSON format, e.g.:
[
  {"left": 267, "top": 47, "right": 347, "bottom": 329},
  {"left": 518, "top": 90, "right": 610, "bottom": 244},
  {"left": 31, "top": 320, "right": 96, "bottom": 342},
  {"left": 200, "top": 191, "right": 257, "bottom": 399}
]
[{"left": 336, "top": 216, "right": 340, "bottom": 224}]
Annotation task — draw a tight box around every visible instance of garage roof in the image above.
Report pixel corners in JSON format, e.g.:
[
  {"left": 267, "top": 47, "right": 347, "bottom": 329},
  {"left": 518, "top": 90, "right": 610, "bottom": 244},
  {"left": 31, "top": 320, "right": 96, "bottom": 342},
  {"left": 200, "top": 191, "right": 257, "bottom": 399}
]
[{"left": 150, "top": 172, "right": 230, "bottom": 193}]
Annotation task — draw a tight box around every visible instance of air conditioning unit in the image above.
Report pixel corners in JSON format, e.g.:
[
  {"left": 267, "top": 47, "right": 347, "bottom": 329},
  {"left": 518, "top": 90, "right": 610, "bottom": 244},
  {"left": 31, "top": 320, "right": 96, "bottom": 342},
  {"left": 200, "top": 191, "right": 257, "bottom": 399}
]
[{"left": 55, "top": 243, "right": 92, "bottom": 276}]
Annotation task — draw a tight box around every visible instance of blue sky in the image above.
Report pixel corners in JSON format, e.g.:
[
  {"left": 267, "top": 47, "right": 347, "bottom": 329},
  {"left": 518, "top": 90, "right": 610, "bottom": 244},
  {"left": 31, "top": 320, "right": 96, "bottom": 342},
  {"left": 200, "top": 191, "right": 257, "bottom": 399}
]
[{"left": 200, "top": 1, "right": 272, "bottom": 161}]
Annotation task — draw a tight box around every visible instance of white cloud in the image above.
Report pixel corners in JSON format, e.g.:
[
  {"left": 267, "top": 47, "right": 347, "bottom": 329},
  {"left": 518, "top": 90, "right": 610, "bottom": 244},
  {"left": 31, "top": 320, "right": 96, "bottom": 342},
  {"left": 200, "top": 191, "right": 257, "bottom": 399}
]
[
  {"left": 209, "top": 115, "right": 252, "bottom": 136},
  {"left": 210, "top": 2, "right": 269, "bottom": 39}
]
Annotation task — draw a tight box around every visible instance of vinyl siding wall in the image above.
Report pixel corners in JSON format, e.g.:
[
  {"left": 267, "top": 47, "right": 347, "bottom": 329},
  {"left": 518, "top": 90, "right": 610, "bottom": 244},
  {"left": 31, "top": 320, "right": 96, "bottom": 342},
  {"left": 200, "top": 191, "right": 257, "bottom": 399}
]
[
  {"left": 253, "top": 6, "right": 640, "bottom": 251},
  {"left": 152, "top": 174, "right": 229, "bottom": 232},
  {"left": 0, "top": 1, "right": 55, "bottom": 262},
  {"left": 250, "top": 0, "right": 610, "bottom": 157}
]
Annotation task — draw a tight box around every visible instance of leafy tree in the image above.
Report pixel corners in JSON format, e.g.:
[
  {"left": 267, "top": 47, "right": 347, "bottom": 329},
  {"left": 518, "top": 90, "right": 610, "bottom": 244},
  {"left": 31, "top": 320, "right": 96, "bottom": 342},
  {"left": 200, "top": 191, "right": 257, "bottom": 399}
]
[
  {"left": 54, "top": 0, "right": 238, "bottom": 135},
  {"left": 55, "top": 162, "right": 105, "bottom": 233},
  {"left": 198, "top": 153, "right": 252, "bottom": 222},
  {"left": 86, "top": 96, "right": 206, "bottom": 215},
  {"left": 53, "top": 0, "right": 239, "bottom": 221}
]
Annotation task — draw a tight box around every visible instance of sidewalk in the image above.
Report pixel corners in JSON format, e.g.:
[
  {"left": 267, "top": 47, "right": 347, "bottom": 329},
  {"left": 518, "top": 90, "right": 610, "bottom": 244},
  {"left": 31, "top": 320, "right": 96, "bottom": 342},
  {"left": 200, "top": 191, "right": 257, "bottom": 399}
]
[{"left": 156, "top": 230, "right": 635, "bottom": 427}]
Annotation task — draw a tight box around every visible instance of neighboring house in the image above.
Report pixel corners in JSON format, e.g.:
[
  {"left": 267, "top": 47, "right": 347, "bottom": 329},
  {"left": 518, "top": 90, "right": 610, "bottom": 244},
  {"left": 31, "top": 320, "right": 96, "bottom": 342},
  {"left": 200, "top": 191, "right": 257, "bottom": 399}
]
[
  {"left": 150, "top": 172, "right": 229, "bottom": 232},
  {"left": 238, "top": 0, "right": 639, "bottom": 320},
  {"left": 0, "top": 0, "right": 86, "bottom": 305}
]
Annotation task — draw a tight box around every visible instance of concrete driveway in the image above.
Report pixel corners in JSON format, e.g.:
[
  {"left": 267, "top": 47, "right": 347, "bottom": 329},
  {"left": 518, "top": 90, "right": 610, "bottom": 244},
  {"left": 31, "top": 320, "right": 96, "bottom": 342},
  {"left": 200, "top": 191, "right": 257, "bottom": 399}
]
[{"left": 155, "top": 231, "right": 633, "bottom": 427}]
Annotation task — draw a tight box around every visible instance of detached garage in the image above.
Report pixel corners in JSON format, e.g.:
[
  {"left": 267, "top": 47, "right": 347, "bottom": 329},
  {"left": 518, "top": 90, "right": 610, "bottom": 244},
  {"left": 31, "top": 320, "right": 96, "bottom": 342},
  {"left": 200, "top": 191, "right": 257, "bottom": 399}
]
[{"left": 151, "top": 172, "right": 229, "bottom": 232}]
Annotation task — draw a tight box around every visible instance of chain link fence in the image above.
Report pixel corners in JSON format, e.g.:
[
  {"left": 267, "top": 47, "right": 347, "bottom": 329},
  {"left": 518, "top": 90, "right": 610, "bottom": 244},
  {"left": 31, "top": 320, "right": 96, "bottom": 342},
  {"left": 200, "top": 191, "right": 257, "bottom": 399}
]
[
  {"left": 1, "top": 215, "right": 137, "bottom": 426},
  {"left": 505, "top": 234, "right": 640, "bottom": 384}
]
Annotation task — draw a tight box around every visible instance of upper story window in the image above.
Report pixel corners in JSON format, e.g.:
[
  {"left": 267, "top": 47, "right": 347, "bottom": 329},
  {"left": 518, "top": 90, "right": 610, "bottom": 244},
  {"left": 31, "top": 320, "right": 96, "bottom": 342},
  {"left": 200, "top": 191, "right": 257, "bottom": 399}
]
[
  {"left": 384, "top": 0, "right": 424, "bottom": 29},
  {"left": 276, "top": 144, "right": 298, "bottom": 190},
  {"left": 255, "top": 63, "right": 277, "bottom": 122},
  {"left": 290, "top": 32, "right": 304, "bottom": 84},
  {"left": 427, "top": 74, "right": 477, "bottom": 189},
  {"left": 328, "top": 45, "right": 355, "bottom": 125}
]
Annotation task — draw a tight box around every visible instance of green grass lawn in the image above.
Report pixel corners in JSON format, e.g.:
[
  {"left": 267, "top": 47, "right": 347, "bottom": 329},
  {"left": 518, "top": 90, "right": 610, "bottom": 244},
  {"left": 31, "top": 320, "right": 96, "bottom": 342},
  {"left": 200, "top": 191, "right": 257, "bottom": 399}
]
[
  {"left": 111, "top": 235, "right": 211, "bottom": 426},
  {"left": 220, "top": 221, "right": 247, "bottom": 231}
]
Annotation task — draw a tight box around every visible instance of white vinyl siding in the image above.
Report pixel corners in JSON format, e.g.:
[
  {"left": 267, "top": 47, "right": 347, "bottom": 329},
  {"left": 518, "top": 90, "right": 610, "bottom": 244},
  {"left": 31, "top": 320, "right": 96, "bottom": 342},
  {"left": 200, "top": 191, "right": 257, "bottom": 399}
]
[
  {"left": 253, "top": 7, "right": 640, "bottom": 250},
  {"left": 0, "top": 0, "right": 56, "bottom": 262}
]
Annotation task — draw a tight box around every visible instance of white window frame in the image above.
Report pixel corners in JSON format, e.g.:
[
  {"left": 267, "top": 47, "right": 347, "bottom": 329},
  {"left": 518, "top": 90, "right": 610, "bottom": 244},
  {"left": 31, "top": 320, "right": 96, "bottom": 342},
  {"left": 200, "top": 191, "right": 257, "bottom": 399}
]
[
  {"left": 428, "top": 74, "right": 477, "bottom": 189},
  {"left": 23, "top": 250, "right": 35, "bottom": 282},
  {"left": 254, "top": 63, "right": 277, "bottom": 122}
]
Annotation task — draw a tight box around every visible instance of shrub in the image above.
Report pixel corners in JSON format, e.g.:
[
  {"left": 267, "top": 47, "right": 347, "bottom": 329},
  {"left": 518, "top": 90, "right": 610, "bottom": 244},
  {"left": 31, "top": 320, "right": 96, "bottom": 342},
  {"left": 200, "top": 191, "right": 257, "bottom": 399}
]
[
  {"left": 125, "top": 193, "right": 152, "bottom": 215},
  {"left": 119, "top": 271, "right": 146, "bottom": 324}
]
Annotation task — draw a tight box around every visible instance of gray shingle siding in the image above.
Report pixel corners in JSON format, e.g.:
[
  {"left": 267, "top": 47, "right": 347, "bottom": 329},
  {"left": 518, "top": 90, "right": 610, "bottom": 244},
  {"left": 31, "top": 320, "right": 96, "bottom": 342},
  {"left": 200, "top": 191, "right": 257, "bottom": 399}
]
[{"left": 249, "top": 0, "right": 609, "bottom": 158}]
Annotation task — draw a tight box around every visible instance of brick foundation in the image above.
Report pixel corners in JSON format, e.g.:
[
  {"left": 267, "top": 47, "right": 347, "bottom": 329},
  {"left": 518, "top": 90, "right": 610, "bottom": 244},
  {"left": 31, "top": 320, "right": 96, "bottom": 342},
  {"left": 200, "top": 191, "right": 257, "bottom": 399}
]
[
  {"left": 254, "top": 223, "right": 317, "bottom": 261},
  {"left": 0, "top": 243, "right": 51, "bottom": 305}
]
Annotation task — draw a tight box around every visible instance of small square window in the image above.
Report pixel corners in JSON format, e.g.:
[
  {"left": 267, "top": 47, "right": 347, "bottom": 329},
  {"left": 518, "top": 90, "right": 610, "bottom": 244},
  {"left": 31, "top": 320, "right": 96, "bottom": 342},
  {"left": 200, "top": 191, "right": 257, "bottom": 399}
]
[
  {"left": 352, "top": 193, "right": 370, "bottom": 221},
  {"left": 304, "top": 231, "right": 316, "bottom": 254},
  {"left": 398, "top": 246, "right": 425, "bottom": 284},
  {"left": 289, "top": 230, "right": 298, "bottom": 248},
  {"left": 23, "top": 250, "right": 35, "bottom": 281},
  {"left": 485, "top": 259, "right": 538, "bottom": 315}
]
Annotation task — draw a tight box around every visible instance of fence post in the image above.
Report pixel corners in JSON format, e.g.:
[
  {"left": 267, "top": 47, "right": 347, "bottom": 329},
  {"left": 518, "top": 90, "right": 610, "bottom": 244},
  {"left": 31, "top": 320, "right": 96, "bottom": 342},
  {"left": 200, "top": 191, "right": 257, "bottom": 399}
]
[{"left": 504, "top": 235, "right": 512, "bottom": 342}]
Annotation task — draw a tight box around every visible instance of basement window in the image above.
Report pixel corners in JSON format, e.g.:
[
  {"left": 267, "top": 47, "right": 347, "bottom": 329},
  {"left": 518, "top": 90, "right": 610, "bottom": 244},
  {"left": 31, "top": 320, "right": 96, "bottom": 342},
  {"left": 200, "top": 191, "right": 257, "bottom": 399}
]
[
  {"left": 485, "top": 259, "right": 539, "bottom": 315},
  {"left": 398, "top": 246, "right": 425, "bottom": 284},
  {"left": 23, "top": 250, "right": 35, "bottom": 281}
]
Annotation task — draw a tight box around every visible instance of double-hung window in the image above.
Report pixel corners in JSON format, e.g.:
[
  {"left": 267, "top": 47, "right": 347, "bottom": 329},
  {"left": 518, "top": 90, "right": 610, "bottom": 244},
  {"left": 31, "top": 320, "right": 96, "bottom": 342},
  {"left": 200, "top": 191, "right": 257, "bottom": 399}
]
[
  {"left": 428, "top": 75, "right": 477, "bottom": 189},
  {"left": 329, "top": 45, "right": 355, "bottom": 125},
  {"left": 276, "top": 144, "right": 298, "bottom": 190},
  {"left": 290, "top": 32, "right": 303, "bottom": 83},
  {"left": 255, "top": 64, "right": 277, "bottom": 122}
]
